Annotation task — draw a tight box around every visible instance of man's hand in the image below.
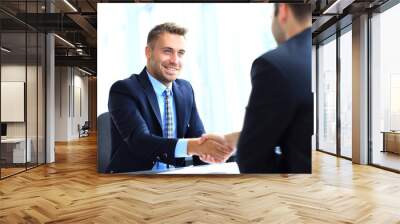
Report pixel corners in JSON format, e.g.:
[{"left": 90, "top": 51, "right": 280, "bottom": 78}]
[
  {"left": 199, "top": 133, "right": 227, "bottom": 146},
  {"left": 198, "top": 154, "right": 220, "bottom": 164},
  {"left": 187, "top": 138, "right": 233, "bottom": 163},
  {"left": 197, "top": 132, "right": 240, "bottom": 163},
  {"left": 199, "top": 132, "right": 240, "bottom": 150}
]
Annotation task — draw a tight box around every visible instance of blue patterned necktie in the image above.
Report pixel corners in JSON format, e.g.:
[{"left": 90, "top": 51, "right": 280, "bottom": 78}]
[
  {"left": 163, "top": 88, "right": 174, "bottom": 138},
  {"left": 155, "top": 88, "right": 173, "bottom": 170}
]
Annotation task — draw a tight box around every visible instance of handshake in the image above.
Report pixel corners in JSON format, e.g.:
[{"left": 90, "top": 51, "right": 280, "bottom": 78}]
[{"left": 187, "top": 132, "right": 239, "bottom": 164}]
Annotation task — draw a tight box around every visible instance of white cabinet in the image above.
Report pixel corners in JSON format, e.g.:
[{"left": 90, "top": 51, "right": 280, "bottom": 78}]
[{"left": 1, "top": 138, "right": 32, "bottom": 163}]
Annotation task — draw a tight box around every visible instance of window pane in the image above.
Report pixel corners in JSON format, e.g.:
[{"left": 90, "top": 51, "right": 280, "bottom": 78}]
[
  {"left": 371, "top": 3, "right": 400, "bottom": 171},
  {"left": 318, "top": 38, "right": 337, "bottom": 154},
  {"left": 340, "top": 29, "right": 352, "bottom": 158},
  {"left": 312, "top": 46, "right": 317, "bottom": 150}
]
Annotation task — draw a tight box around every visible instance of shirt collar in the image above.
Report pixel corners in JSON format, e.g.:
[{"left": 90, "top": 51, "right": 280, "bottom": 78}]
[{"left": 146, "top": 69, "right": 173, "bottom": 97}]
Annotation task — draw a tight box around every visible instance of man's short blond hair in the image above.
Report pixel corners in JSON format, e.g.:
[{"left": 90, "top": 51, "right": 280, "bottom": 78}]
[{"left": 147, "top": 22, "right": 187, "bottom": 48}]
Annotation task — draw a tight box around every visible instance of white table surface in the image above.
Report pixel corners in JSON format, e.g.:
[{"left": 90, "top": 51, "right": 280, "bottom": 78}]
[{"left": 128, "top": 162, "right": 240, "bottom": 174}]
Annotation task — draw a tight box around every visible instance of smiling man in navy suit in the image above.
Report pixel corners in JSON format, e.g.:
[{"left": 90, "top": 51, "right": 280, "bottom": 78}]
[{"left": 107, "top": 23, "right": 233, "bottom": 173}]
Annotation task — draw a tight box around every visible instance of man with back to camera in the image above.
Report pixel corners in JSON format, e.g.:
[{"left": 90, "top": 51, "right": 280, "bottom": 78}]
[
  {"left": 107, "top": 23, "right": 234, "bottom": 173},
  {"left": 200, "top": 3, "right": 313, "bottom": 173}
]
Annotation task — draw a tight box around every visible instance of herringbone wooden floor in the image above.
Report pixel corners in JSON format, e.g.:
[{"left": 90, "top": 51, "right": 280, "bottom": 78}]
[{"left": 1, "top": 134, "right": 400, "bottom": 223}]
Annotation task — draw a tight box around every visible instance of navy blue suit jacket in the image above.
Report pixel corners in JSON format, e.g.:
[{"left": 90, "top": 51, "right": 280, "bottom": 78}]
[
  {"left": 237, "top": 28, "right": 313, "bottom": 173},
  {"left": 107, "top": 68, "right": 205, "bottom": 173}
]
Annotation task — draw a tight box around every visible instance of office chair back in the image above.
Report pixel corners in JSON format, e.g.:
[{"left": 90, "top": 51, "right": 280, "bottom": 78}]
[
  {"left": 97, "top": 112, "right": 112, "bottom": 173},
  {"left": 82, "top": 121, "right": 90, "bottom": 130}
]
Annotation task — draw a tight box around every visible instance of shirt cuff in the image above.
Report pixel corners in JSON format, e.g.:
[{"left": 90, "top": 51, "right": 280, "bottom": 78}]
[{"left": 174, "top": 139, "right": 189, "bottom": 157}]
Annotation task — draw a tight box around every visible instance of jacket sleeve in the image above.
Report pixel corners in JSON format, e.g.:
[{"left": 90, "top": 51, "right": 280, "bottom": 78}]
[
  {"left": 183, "top": 83, "right": 206, "bottom": 165},
  {"left": 237, "top": 58, "right": 296, "bottom": 173},
  {"left": 108, "top": 80, "right": 177, "bottom": 164}
]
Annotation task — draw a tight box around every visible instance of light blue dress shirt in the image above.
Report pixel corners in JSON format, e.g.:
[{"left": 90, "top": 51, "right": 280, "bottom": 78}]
[{"left": 146, "top": 71, "right": 189, "bottom": 170}]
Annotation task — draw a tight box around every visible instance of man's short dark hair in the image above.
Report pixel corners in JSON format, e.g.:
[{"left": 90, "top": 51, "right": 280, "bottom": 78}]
[
  {"left": 274, "top": 3, "right": 311, "bottom": 22},
  {"left": 147, "top": 22, "right": 187, "bottom": 48}
]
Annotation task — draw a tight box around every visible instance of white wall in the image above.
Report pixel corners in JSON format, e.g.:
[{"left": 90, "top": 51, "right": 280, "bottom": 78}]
[
  {"left": 1, "top": 65, "right": 26, "bottom": 131},
  {"left": 55, "top": 67, "right": 89, "bottom": 141},
  {"left": 1, "top": 65, "right": 38, "bottom": 138},
  {"left": 73, "top": 72, "right": 89, "bottom": 138},
  {"left": 55, "top": 66, "right": 68, "bottom": 141},
  {"left": 1, "top": 63, "right": 46, "bottom": 164}
]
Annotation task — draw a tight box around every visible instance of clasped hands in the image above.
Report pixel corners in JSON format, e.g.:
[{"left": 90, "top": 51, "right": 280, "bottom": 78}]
[{"left": 187, "top": 133, "right": 237, "bottom": 164}]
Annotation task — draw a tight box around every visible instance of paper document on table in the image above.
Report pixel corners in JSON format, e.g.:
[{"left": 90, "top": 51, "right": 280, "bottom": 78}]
[{"left": 158, "top": 162, "right": 240, "bottom": 174}]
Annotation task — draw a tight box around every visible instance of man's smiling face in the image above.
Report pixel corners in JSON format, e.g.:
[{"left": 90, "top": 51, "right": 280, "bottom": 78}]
[{"left": 146, "top": 32, "right": 186, "bottom": 86}]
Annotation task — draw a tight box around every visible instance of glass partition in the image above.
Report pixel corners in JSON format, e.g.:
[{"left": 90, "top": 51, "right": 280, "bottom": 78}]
[
  {"left": 1, "top": 31, "right": 28, "bottom": 177},
  {"left": 0, "top": 1, "right": 46, "bottom": 179},
  {"left": 27, "top": 31, "right": 38, "bottom": 170},
  {"left": 38, "top": 32, "right": 45, "bottom": 165}
]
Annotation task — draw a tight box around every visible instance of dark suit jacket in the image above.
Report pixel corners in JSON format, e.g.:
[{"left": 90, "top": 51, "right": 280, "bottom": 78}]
[
  {"left": 237, "top": 28, "right": 313, "bottom": 173},
  {"left": 107, "top": 68, "right": 205, "bottom": 173}
]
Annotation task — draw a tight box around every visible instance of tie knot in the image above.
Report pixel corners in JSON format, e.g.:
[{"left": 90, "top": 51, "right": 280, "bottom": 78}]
[{"left": 163, "top": 88, "right": 172, "bottom": 97}]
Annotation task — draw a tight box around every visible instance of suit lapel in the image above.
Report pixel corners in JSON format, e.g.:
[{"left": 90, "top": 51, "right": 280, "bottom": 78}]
[
  {"left": 137, "top": 68, "right": 162, "bottom": 129},
  {"left": 173, "top": 81, "right": 186, "bottom": 138}
]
